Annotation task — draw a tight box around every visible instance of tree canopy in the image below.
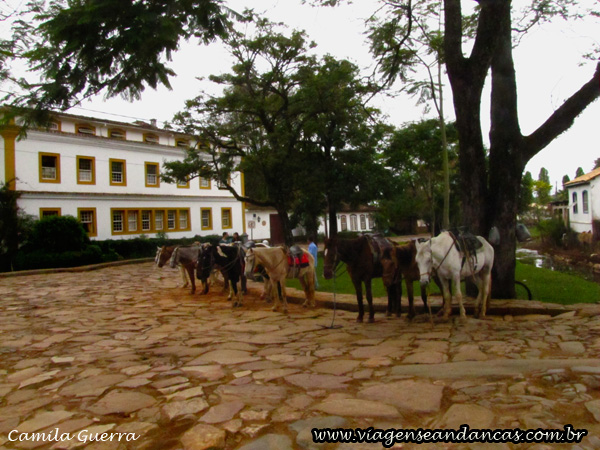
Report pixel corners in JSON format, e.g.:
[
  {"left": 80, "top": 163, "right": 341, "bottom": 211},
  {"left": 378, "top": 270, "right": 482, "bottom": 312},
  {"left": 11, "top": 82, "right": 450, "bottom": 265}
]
[
  {"left": 378, "top": 118, "right": 459, "bottom": 234},
  {"left": 3, "top": 0, "right": 243, "bottom": 126},
  {"left": 163, "top": 20, "right": 386, "bottom": 243}
]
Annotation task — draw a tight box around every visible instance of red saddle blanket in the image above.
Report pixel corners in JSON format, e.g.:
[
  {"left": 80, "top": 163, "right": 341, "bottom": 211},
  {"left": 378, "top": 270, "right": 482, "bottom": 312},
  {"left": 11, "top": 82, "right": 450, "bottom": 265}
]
[{"left": 288, "top": 253, "right": 310, "bottom": 268}]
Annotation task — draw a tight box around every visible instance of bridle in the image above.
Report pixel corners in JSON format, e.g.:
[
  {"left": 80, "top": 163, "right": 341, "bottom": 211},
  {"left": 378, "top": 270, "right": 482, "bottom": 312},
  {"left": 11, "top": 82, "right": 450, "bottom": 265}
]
[
  {"left": 323, "top": 245, "right": 346, "bottom": 278},
  {"left": 244, "top": 249, "right": 257, "bottom": 280},
  {"left": 212, "top": 245, "right": 244, "bottom": 272},
  {"left": 418, "top": 237, "right": 454, "bottom": 280}
]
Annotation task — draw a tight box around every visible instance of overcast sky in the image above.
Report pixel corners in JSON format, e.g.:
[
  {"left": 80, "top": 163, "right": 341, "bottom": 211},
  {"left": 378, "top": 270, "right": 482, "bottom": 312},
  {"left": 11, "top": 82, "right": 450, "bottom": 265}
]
[{"left": 8, "top": 0, "right": 599, "bottom": 190}]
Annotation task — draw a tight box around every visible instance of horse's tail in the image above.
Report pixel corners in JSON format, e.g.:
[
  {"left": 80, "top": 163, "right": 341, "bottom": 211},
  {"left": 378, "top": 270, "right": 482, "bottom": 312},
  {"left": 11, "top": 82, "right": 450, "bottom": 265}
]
[{"left": 304, "top": 265, "right": 316, "bottom": 306}]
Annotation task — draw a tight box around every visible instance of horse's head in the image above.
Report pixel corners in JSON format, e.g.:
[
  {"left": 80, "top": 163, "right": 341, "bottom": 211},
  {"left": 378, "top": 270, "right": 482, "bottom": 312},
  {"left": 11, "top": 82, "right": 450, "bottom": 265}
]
[
  {"left": 169, "top": 247, "right": 180, "bottom": 268},
  {"left": 244, "top": 248, "right": 257, "bottom": 281},
  {"left": 154, "top": 247, "right": 162, "bottom": 266},
  {"left": 156, "top": 246, "right": 172, "bottom": 268},
  {"left": 322, "top": 238, "right": 339, "bottom": 280},
  {"left": 197, "top": 245, "right": 214, "bottom": 281},
  {"left": 380, "top": 247, "right": 398, "bottom": 288},
  {"left": 414, "top": 238, "right": 433, "bottom": 287}
]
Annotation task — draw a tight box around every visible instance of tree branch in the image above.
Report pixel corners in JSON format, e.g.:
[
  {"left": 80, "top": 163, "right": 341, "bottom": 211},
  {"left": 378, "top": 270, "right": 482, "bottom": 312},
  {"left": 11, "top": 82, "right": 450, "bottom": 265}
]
[{"left": 523, "top": 62, "right": 600, "bottom": 162}]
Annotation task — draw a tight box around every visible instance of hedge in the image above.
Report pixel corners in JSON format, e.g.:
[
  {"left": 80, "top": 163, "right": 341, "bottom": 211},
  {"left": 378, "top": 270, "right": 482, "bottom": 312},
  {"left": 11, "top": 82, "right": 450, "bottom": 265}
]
[{"left": 8, "top": 234, "right": 224, "bottom": 272}]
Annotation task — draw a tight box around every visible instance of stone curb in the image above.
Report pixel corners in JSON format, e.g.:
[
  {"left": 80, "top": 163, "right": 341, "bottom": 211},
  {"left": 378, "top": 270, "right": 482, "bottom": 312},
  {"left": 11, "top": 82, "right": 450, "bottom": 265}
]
[
  {"left": 281, "top": 288, "right": 579, "bottom": 318},
  {"left": 2, "top": 258, "right": 597, "bottom": 318}
]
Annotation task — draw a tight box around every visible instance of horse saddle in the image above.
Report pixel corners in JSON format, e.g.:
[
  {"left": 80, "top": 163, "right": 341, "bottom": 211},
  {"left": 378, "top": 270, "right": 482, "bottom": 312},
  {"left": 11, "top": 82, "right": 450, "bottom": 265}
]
[
  {"left": 288, "top": 245, "right": 309, "bottom": 268},
  {"left": 364, "top": 233, "right": 392, "bottom": 265},
  {"left": 449, "top": 229, "right": 483, "bottom": 254},
  {"left": 243, "top": 240, "right": 256, "bottom": 249}
]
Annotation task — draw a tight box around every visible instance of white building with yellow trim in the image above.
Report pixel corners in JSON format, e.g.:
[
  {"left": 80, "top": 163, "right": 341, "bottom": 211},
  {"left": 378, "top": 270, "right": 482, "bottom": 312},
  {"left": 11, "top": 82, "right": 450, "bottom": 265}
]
[
  {"left": 1, "top": 112, "right": 245, "bottom": 240},
  {"left": 564, "top": 166, "right": 600, "bottom": 237}
]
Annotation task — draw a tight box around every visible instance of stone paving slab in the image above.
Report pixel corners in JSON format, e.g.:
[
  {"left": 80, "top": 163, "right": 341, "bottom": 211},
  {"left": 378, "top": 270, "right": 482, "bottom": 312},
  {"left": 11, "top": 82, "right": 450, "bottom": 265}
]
[{"left": 0, "top": 262, "right": 599, "bottom": 449}]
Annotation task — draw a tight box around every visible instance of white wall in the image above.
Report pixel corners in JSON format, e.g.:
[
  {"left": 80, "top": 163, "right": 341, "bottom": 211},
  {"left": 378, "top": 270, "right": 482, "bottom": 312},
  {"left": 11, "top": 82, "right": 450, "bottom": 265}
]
[
  {"left": 7, "top": 114, "right": 245, "bottom": 241},
  {"left": 568, "top": 183, "right": 594, "bottom": 233},
  {"left": 245, "top": 208, "right": 376, "bottom": 243}
]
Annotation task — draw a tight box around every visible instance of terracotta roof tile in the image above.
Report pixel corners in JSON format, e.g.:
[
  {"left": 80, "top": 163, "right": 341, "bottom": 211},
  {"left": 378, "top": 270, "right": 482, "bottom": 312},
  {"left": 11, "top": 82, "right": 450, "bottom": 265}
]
[{"left": 564, "top": 167, "right": 600, "bottom": 186}]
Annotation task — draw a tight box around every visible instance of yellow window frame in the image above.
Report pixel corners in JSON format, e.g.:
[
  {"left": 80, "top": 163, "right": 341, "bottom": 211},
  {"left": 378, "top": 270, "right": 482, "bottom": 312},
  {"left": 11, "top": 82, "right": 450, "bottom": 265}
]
[
  {"left": 76, "top": 155, "right": 96, "bottom": 185},
  {"left": 109, "top": 159, "right": 127, "bottom": 186},
  {"left": 39, "top": 152, "right": 61, "bottom": 183},
  {"left": 201, "top": 208, "right": 213, "bottom": 230},
  {"left": 78, "top": 207, "right": 98, "bottom": 237},
  {"left": 145, "top": 162, "right": 160, "bottom": 188},
  {"left": 110, "top": 208, "right": 191, "bottom": 235},
  {"left": 40, "top": 208, "right": 61, "bottom": 218},
  {"left": 221, "top": 207, "right": 233, "bottom": 230}
]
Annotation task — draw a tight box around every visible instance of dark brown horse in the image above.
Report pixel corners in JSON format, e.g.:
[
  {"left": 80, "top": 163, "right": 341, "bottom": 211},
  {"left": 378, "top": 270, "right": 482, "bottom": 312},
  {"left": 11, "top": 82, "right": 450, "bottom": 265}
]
[
  {"left": 381, "top": 240, "right": 429, "bottom": 319},
  {"left": 198, "top": 244, "right": 245, "bottom": 307},
  {"left": 323, "top": 235, "right": 397, "bottom": 323}
]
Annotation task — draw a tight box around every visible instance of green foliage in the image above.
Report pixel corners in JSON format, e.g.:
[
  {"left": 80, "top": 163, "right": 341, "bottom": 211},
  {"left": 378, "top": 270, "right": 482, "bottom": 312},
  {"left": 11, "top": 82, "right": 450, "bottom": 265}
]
[
  {"left": 14, "top": 245, "right": 103, "bottom": 271},
  {"left": 5, "top": 0, "right": 245, "bottom": 126},
  {"left": 379, "top": 119, "right": 460, "bottom": 232},
  {"left": 0, "top": 181, "right": 21, "bottom": 270},
  {"left": 576, "top": 167, "right": 585, "bottom": 177},
  {"left": 29, "top": 215, "right": 89, "bottom": 253},
  {"left": 96, "top": 234, "right": 220, "bottom": 260},
  {"left": 155, "top": 231, "right": 169, "bottom": 242},
  {"left": 533, "top": 167, "right": 552, "bottom": 205},
  {"left": 536, "top": 217, "right": 568, "bottom": 247},
  {"left": 165, "top": 19, "right": 386, "bottom": 244},
  {"left": 515, "top": 262, "right": 600, "bottom": 304},
  {"left": 97, "top": 238, "right": 158, "bottom": 260}
]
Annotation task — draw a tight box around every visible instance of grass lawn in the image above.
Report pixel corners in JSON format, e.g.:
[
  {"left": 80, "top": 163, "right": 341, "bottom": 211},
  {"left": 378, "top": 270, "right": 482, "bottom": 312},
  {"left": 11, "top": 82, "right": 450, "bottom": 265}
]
[
  {"left": 286, "top": 255, "right": 600, "bottom": 305},
  {"left": 514, "top": 261, "right": 600, "bottom": 304}
]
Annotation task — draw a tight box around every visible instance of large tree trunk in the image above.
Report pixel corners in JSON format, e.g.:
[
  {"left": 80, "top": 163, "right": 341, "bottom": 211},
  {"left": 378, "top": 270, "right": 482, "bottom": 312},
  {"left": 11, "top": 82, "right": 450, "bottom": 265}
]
[
  {"left": 486, "top": 0, "right": 521, "bottom": 298},
  {"left": 445, "top": 0, "right": 600, "bottom": 300},
  {"left": 277, "top": 208, "right": 294, "bottom": 247},
  {"left": 328, "top": 201, "right": 338, "bottom": 238},
  {"left": 444, "top": 0, "right": 501, "bottom": 236}
]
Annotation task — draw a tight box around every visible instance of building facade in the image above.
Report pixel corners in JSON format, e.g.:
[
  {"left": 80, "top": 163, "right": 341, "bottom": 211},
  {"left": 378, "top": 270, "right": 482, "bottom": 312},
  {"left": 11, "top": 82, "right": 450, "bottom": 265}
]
[
  {"left": 1, "top": 112, "right": 245, "bottom": 241},
  {"left": 245, "top": 204, "right": 377, "bottom": 244},
  {"left": 564, "top": 167, "right": 600, "bottom": 237}
]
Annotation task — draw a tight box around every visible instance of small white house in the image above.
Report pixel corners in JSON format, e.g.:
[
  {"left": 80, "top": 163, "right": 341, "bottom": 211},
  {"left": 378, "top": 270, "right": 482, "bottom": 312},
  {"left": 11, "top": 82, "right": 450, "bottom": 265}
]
[
  {"left": 564, "top": 166, "right": 600, "bottom": 237},
  {"left": 1, "top": 111, "right": 245, "bottom": 240},
  {"left": 245, "top": 204, "right": 377, "bottom": 244}
]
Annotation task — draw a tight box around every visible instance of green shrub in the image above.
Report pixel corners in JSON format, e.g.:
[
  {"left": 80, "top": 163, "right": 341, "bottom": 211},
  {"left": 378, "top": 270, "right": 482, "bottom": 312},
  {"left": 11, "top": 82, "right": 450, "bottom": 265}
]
[
  {"left": 200, "top": 234, "right": 222, "bottom": 246},
  {"left": 7, "top": 231, "right": 231, "bottom": 272},
  {"left": 14, "top": 245, "right": 104, "bottom": 270},
  {"left": 336, "top": 230, "right": 361, "bottom": 240},
  {"left": 536, "top": 217, "right": 567, "bottom": 247},
  {"left": 29, "top": 215, "right": 89, "bottom": 252}
]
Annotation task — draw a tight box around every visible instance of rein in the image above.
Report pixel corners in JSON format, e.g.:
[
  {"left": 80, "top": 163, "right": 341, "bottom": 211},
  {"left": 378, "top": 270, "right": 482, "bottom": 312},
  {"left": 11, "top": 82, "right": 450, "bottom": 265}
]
[
  {"left": 248, "top": 248, "right": 290, "bottom": 277},
  {"left": 421, "top": 233, "right": 478, "bottom": 279},
  {"left": 420, "top": 237, "right": 454, "bottom": 279},
  {"left": 214, "top": 246, "right": 243, "bottom": 272}
]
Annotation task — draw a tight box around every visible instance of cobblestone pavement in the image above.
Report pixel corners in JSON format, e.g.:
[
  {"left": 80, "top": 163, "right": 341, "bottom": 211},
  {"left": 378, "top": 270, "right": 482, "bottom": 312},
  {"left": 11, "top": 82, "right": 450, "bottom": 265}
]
[{"left": 1, "top": 262, "right": 600, "bottom": 450}]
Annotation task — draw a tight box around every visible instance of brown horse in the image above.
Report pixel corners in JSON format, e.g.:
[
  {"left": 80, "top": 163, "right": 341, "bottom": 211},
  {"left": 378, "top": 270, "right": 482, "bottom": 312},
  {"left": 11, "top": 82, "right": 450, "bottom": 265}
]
[
  {"left": 323, "top": 235, "right": 397, "bottom": 323},
  {"left": 381, "top": 241, "right": 429, "bottom": 319}
]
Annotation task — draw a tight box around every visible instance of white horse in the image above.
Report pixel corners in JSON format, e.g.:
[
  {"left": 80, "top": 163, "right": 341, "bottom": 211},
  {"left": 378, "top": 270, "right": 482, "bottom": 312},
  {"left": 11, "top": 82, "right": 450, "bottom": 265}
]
[
  {"left": 244, "top": 246, "right": 316, "bottom": 313},
  {"left": 415, "top": 231, "right": 494, "bottom": 319}
]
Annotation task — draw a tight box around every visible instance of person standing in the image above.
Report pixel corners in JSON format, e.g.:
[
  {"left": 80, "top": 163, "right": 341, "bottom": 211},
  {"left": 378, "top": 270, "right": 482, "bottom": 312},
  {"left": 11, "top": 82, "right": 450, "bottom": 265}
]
[{"left": 308, "top": 236, "right": 319, "bottom": 289}]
